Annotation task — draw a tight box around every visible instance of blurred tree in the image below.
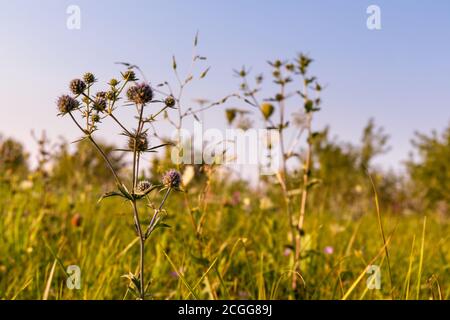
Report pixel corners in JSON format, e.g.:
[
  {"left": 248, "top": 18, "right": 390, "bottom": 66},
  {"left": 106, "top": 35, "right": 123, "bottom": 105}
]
[
  {"left": 0, "top": 135, "right": 28, "bottom": 178},
  {"left": 51, "top": 139, "right": 126, "bottom": 188},
  {"left": 407, "top": 124, "right": 450, "bottom": 212}
]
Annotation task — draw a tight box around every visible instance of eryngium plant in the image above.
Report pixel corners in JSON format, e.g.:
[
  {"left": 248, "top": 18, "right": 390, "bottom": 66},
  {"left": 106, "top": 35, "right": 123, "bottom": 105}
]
[{"left": 57, "top": 71, "right": 180, "bottom": 299}]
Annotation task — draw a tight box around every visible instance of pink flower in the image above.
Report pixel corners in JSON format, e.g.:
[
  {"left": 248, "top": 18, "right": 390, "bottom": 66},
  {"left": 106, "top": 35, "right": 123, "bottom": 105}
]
[{"left": 324, "top": 246, "right": 334, "bottom": 255}]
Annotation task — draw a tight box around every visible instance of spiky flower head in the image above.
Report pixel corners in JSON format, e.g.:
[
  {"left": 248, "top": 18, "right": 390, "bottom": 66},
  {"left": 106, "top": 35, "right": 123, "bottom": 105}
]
[
  {"left": 127, "top": 83, "right": 153, "bottom": 105},
  {"left": 83, "top": 72, "right": 96, "bottom": 84},
  {"left": 128, "top": 132, "right": 148, "bottom": 152},
  {"left": 69, "top": 79, "right": 87, "bottom": 95},
  {"left": 96, "top": 91, "right": 107, "bottom": 99},
  {"left": 109, "top": 78, "right": 119, "bottom": 87},
  {"left": 260, "top": 103, "right": 274, "bottom": 120},
  {"left": 225, "top": 109, "right": 237, "bottom": 124},
  {"left": 106, "top": 90, "right": 116, "bottom": 101},
  {"left": 56, "top": 95, "right": 79, "bottom": 114},
  {"left": 165, "top": 95, "right": 176, "bottom": 108},
  {"left": 93, "top": 97, "right": 107, "bottom": 112},
  {"left": 91, "top": 113, "right": 101, "bottom": 123},
  {"left": 136, "top": 180, "right": 152, "bottom": 194},
  {"left": 162, "top": 169, "right": 181, "bottom": 188},
  {"left": 122, "top": 70, "right": 137, "bottom": 81}
]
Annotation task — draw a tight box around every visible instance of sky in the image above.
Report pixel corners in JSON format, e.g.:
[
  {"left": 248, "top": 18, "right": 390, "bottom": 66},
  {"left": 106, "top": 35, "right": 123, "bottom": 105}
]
[{"left": 0, "top": 0, "right": 449, "bottom": 172}]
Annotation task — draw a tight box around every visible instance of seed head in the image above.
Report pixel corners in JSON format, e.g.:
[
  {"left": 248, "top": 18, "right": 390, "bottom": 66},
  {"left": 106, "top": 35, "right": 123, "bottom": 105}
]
[
  {"left": 128, "top": 132, "right": 148, "bottom": 152},
  {"left": 136, "top": 180, "right": 152, "bottom": 194},
  {"left": 127, "top": 83, "right": 153, "bottom": 105},
  {"left": 69, "top": 79, "right": 87, "bottom": 95},
  {"left": 56, "top": 95, "right": 79, "bottom": 114},
  {"left": 83, "top": 72, "right": 96, "bottom": 84},
  {"left": 165, "top": 95, "right": 176, "bottom": 108},
  {"left": 225, "top": 109, "right": 237, "bottom": 124},
  {"left": 162, "top": 169, "right": 181, "bottom": 188},
  {"left": 260, "top": 103, "right": 274, "bottom": 120}
]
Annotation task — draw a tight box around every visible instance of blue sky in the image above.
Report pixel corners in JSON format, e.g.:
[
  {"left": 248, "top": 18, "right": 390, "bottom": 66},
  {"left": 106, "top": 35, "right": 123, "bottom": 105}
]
[{"left": 1, "top": 0, "right": 449, "bottom": 171}]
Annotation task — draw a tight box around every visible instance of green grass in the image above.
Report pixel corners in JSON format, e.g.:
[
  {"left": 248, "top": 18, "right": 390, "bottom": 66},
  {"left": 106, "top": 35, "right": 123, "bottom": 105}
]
[{"left": 0, "top": 181, "right": 449, "bottom": 300}]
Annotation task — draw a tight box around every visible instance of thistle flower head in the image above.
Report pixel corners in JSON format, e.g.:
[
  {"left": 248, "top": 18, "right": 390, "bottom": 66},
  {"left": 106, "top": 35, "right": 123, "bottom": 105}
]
[
  {"left": 69, "top": 79, "right": 87, "bottom": 95},
  {"left": 106, "top": 90, "right": 116, "bottom": 101},
  {"left": 109, "top": 78, "right": 119, "bottom": 87},
  {"left": 122, "top": 70, "right": 137, "bottom": 81},
  {"left": 56, "top": 95, "right": 79, "bottom": 114},
  {"left": 165, "top": 95, "right": 176, "bottom": 108},
  {"left": 83, "top": 72, "right": 96, "bottom": 84},
  {"left": 91, "top": 113, "right": 101, "bottom": 123},
  {"left": 96, "top": 91, "right": 107, "bottom": 99},
  {"left": 136, "top": 180, "right": 152, "bottom": 194},
  {"left": 126, "top": 83, "right": 153, "bottom": 105},
  {"left": 128, "top": 132, "right": 148, "bottom": 152},
  {"left": 162, "top": 169, "right": 181, "bottom": 189},
  {"left": 93, "top": 97, "right": 107, "bottom": 112}
]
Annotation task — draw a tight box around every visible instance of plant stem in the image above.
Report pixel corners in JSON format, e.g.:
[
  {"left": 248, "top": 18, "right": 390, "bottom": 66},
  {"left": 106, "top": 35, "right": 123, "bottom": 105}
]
[{"left": 131, "top": 200, "right": 145, "bottom": 299}]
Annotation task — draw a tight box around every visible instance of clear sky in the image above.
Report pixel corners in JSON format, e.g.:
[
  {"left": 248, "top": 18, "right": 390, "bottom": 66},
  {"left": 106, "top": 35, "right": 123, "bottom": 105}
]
[{"left": 1, "top": 0, "right": 449, "bottom": 171}]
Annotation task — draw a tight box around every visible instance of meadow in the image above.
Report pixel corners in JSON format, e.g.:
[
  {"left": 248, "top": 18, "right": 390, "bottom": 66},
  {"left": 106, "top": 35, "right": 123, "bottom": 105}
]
[{"left": 0, "top": 48, "right": 449, "bottom": 300}]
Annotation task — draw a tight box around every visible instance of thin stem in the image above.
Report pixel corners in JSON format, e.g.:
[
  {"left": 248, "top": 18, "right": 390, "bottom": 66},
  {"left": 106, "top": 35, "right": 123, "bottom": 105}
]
[
  {"left": 131, "top": 200, "right": 145, "bottom": 299},
  {"left": 68, "top": 111, "right": 122, "bottom": 185},
  {"left": 145, "top": 188, "right": 171, "bottom": 238}
]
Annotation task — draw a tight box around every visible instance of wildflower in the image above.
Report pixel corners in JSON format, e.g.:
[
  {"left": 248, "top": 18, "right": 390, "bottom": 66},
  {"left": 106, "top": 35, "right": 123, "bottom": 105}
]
[
  {"left": 93, "top": 97, "right": 107, "bottom": 112},
  {"left": 106, "top": 90, "right": 116, "bottom": 101},
  {"left": 69, "top": 79, "right": 86, "bottom": 95},
  {"left": 324, "top": 246, "right": 334, "bottom": 255},
  {"left": 164, "top": 95, "right": 176, "bottom": 108},
  {"left": 127, "top": 83, "right": 153, "bottom": 105},
  {"left": 56, "top": 95, "right": 79, "bottom": 114},
  {"left": 122, "top": 70, "right": 137, "bottom": 81},
  {"left": 260, "top": 103, "right": 274, "bottom": 120},
  {"left": 136, "top": 180, "right": 152, "bottom": 194},
  {"left": 128, "top": 132, "right": 148, "bottom": 152},
  {"left": 83, "top": 72, "right": 96, "bottom": 84},
  {"left": 109, "top": 78, "right": 119, "bottom": 87},
  {"left": 96, "top": 91, "right": 107, "bottom": 99},
  {"left": 162, "top": 169, "right": 181, "bottom": 188},
  {"left": 91, "top": 113, "right": 101, "bottom": 123}
]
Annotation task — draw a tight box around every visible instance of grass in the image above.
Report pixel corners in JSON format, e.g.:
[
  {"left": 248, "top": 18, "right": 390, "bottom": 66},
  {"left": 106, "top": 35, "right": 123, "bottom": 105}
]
[{"left": 0, "top": 180, "right": 448, "bottom": 300}]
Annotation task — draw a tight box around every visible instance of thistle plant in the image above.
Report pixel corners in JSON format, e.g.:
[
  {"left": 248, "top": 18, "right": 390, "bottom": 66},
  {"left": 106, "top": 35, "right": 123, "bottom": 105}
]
[{"left": 56, "top": 71, "right": 180, "bottom": 299}]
